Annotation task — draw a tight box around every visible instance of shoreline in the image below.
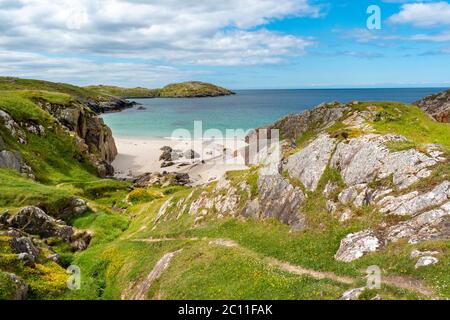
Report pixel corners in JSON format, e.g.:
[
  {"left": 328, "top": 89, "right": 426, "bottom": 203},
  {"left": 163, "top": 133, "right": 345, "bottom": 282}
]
[{"left": 112, "top": 136, "right": 248, "bottom": 185}]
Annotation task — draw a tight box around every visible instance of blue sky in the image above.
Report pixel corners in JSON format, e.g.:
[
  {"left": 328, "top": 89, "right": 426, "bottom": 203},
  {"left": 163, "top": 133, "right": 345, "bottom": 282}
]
[{"left": 0, "top": 0, "right": 449, "bottom": 89}]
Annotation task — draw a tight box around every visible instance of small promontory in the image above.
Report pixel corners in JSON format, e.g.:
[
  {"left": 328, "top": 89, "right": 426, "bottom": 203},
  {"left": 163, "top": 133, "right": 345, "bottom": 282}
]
[{"left": 86, "top": 81, "right": 234, "bottom": 98}]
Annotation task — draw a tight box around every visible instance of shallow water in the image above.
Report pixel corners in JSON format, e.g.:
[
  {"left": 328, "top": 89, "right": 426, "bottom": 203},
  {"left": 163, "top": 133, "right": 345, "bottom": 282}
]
[{"left": 102, "top": 88, "right": 445, "bottom": 139}]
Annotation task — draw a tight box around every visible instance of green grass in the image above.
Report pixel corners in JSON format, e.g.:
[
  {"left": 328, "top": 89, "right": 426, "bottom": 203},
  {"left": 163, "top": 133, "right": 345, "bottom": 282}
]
[
  {"left": 0, "top": 170, "right": 74, "bottom": 213},
  {"left": 0, "top": 76, "right": 105, "bottom": 100},
  {"left": 85, "top": 81, "right": 233, "bottom": 99},
  {"left": 84, "top": 85, "right": 159, "bottom": 98},
  {"left": 159, "top": 81, "right": 234, "bottom": 98},
  {"left": 367, "top": 102, "right": 450, "bottom": 148}
]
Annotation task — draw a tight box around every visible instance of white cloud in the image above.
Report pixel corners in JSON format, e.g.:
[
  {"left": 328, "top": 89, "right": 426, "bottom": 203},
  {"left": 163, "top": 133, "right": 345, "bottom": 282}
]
[
  {"left": 410, "top": 31, "right": 450, "bottom": 42},
  {"left": 0, "top": 50, "right": 195, "bottom": 87},
  {"left": 0, "top": 0, "right": 318, "bottom": 66},
  {"left": 389, "top": 2, "right": 450, "bottom": 27}
]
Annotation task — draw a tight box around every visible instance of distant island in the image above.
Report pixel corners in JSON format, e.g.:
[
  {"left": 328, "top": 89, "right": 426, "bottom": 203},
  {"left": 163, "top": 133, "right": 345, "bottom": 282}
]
[{"left": 85, "top": 81, "right": 235, "bottom": 99}]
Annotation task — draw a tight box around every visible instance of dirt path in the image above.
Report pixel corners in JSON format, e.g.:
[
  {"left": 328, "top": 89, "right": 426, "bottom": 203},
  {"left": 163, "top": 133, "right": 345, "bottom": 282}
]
[
  {"left": 269, "top": 259, "right": 354, "bottom": 284},
  {"left": 381, "top": 275, "right": 434, "bottom": 297},
  {"left": 129, "top": 236, "right": 435, "bottom": 298}
]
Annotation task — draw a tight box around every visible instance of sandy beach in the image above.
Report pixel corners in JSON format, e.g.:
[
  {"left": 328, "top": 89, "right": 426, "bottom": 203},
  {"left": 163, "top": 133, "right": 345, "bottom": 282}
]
[{"left": 113, "top": 137, "right": 248, "bottom": 185}]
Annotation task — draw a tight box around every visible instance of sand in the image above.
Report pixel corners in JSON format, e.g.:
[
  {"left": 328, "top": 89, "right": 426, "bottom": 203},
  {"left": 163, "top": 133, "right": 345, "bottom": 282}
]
[{"left": 112, "top": 137, "right": 248, "bottom": 185}]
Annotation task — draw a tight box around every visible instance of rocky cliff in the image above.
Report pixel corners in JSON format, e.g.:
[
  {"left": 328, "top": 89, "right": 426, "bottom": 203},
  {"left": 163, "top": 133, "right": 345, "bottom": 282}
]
[
  {"left": 34, "top": 98, "right": 118, "bottom": 176},
  {"left": 415, "top": 89, "right": 450, "bottom": 123}
]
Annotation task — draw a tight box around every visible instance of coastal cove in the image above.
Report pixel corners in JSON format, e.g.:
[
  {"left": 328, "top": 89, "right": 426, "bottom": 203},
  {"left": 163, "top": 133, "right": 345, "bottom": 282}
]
[{"left": 104, "top": 88, "right": 446, "bottom": 182}]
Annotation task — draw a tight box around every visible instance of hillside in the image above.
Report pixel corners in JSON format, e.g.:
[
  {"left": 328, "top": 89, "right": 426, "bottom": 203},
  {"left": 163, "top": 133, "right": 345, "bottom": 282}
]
[
  {"left": 0, "top": 81, "right": 449, "bottom": 300},
  {"left": 0, "top": 77, "right": 135, "bottom": 113},
  {"left": 84, "top": 85, "right": 160, "bottom": 99},
  {"left": 158, "top": 81, "right": 234, "bottom": 98},
  {"left": 86, "top": 81, "right": 234, "bottom": 98}
]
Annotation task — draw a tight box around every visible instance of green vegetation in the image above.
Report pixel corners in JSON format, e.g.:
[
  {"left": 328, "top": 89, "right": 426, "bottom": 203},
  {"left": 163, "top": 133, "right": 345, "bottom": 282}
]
[
  {"left": 86, "top": 81, "right": 234, "bottom": 99},
  {"left": 158, "top": 81, "right": 234, "bottom": 98},
  {"left": 85, "top": 85, "right": 159, "bottom": 98},
  {"left": 365, "top": 102, "right": 450, "bottom": 148},
  {"left": 0, "top": 76, "right": 105, "bottom": 100}
]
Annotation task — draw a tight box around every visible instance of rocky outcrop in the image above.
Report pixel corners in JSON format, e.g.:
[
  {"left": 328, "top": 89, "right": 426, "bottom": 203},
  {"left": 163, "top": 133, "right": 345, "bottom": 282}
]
[
  {"left": 0, "top": 110, "right": 27, "bottom": 144},
  {"left": 250, "top": 173, "right": 307, "bottom": 231},
  {"left": 245, "top": 100, "right": 450, "bottom": 263},
  {"left": 10, "top": 235, "right": 40, "bottom": 265},
  {"left": 252, "top": 102, "right": 349, "bottom": 141},
  {"left": 415, "top": 89, "right": 450, "bottom": 123},
  {"left": 331, "top": 134, "right": 441, "bottom": 190},
  {"left": 335, "top": 230, "right": 381, "bottom": 262},
  {"left": 379, "top": 181, "right": 450, "bottom": 216},
  {"left": 86, "top": 96, "right": 135, "bottom": 114},
  {"left": 285, "top": 134, "right": 336, "bottom": 191},
  {"left": 132, "top": 172, "right": 190, "bottom": 189},
  {"left": 0, "top": 150, "right": 34, "bottom": 178},
  {"left": 35, "top": 99, "right": 118, "bottom": 176},
  {"left": 9, "top": 206, "right": 74, "bottom": 240},
  {"left": 7, "top": 206, "right": 91, "bottom": 251}
]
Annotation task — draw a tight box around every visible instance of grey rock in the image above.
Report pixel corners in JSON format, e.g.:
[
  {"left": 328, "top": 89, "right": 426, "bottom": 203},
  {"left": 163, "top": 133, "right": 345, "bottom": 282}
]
[
  {"left": 58, "top": 198, "right": 88, "bottom": 221},
  {"left": 9, "top": 206, "right": 74, "bottom": 241},
  {"left": 386, "top": 201, "right": 450, "bottom": 244},
  {"left": 36, "top": 100, "right": 118, "bottom": 169},
  {"left": 7, "top": 273, "right": 28, "bottom": 300},
  {"left": 414, "top": 89, "right": 450, "bottom": 123},
  {"left": 240, "top": 199, "right": 261, "bottom": 219},
  {"left": 326, "top": 200, "right": 338, "bottom": 214},
  {"left": 323, "top": 182, "right": 338, "bottom": 198},
  {"left": 331, "top": 134, "right": 440, "bottom": 190},
  {"left": 45, "top": 253, "right": 61, "bottom": 263},
  {"left": 17, "top": 253, "right": 35, "bottom": 266},
  {"left": 415, "top": 256, "right": 439, "bottom": 269},
  {"left": 410, "top": 250, "right": 439, "bottom": 258},
  {"left": 183, "top": 149, "right": 200, "bottom": 160},
  {"left": 10, "top": 236, "right": 40, "bottom": 263},
  {"left": 0, "top": 135, "right": 5, "bottom": 150},
  {"left": 132, "top": 171, "right": 190, "bottom": 189},
  {"left": 0, "top": 150, "right": 22, "bottom": 171},
  {"left": 257, "top": 173, "right": 307, "bottom": 231},
  {"left": 335, "top": 230, "right": 381, "bottom": 262},
  {"left": 0, "top": 110, "right": 27, "bottom": 144},
  {"left": 285, "top": 134, "right": 336, "bottom": 191},
  {"left": 0, "top": 211, "right": 9, "bottom": 225},
  {"left": 159, "top": 147, "right": 173, "bottom": 161},
  {"left": 339, "top": 287, "right": 365, "bottom": 300},
  {"left": 0, "top": 150, "right": 34, "bottom": 178},
  {"left": 250, "top": 103, "right": 348, "bottom": 142},
  {"left": 70, "top": 230, "right": 92, "bottom": 251},
  {"left": 96, "top": 161, "right": 114, "bottom": 178},
  {"left": 339, "top": 208, "right": 353, "bottom": 222},
  {"left": 379, "top": 181, "right": 450, "bottom": 216},
  {"left": 161, "top": 161, "right": 175, "bottom": 168}
]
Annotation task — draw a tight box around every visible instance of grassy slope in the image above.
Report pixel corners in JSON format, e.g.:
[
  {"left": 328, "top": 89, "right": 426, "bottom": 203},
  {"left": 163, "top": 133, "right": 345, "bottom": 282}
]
[
  {"left": 84, "top": 85, "right": 159, "bottom": 98},
  {"left": 0, "top": 88, "right": 132, "bottom": 299},
  {"left": 0, "top": 77, "right": 105, "bottom": 100},
  {"left": 158, "top": 81, "right": 234, "bottom": 97},
  {"left": 86, "top": 81, "right": 234, "bottom": 98}
]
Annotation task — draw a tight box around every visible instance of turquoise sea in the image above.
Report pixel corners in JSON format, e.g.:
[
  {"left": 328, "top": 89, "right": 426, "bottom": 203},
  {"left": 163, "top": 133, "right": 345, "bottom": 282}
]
[{"left": 102, "top": 88, "right": 446, "bottom": 139}]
